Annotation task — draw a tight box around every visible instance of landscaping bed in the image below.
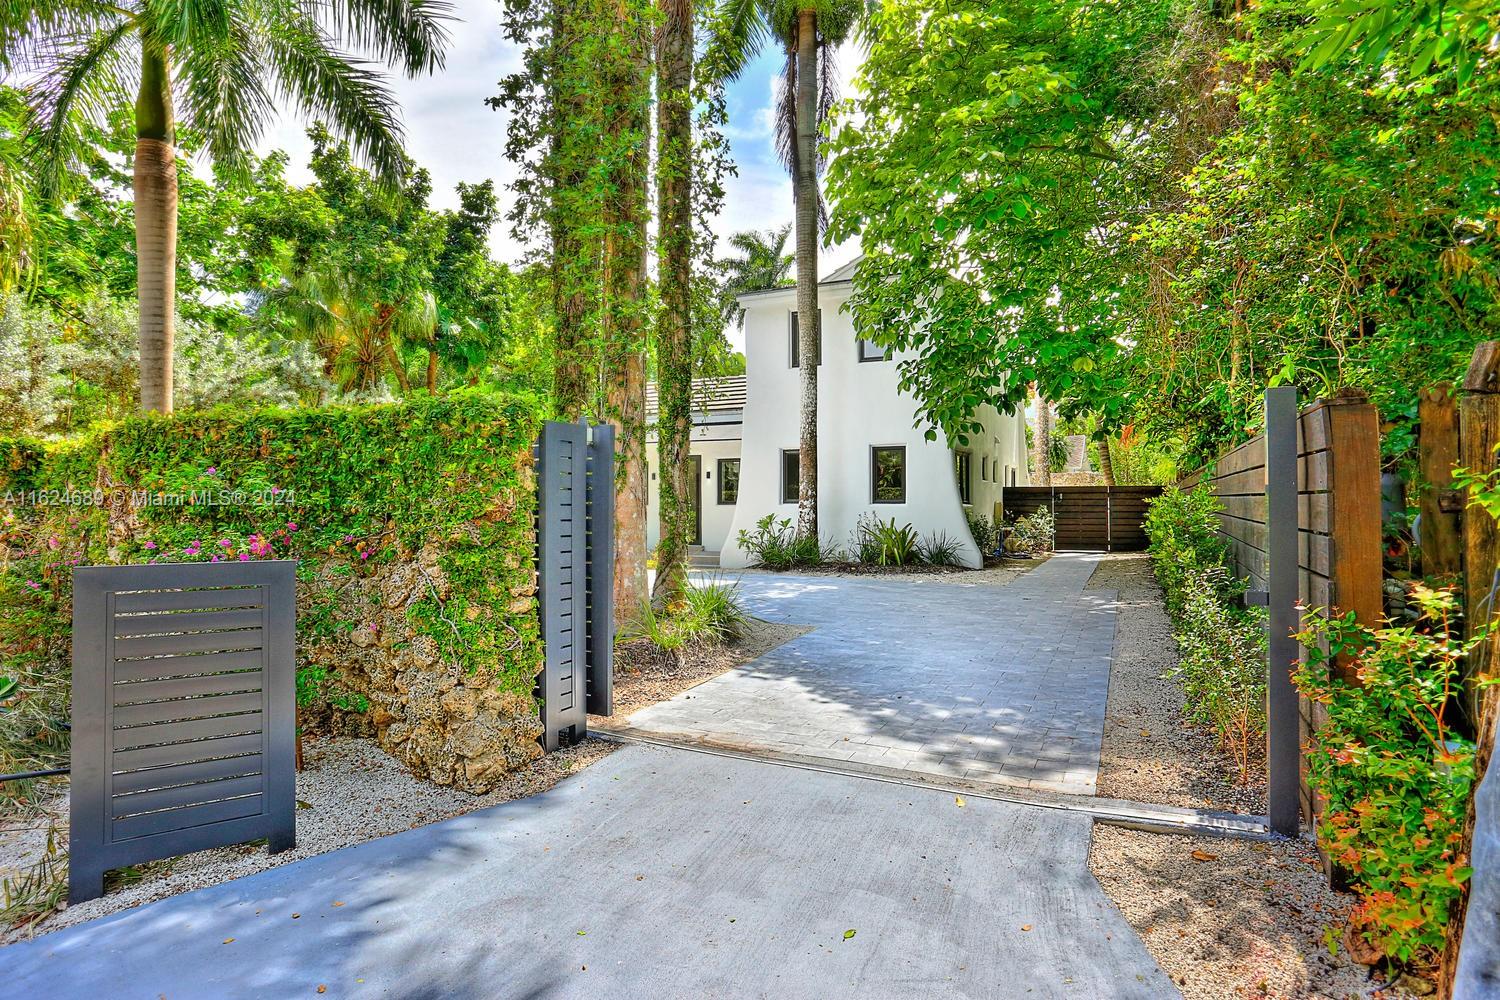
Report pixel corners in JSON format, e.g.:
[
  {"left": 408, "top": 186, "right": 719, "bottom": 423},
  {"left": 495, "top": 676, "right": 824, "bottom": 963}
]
[
  {"left": 788, "top": 554, "right": 1046, "bottom": 587},
  {"left": 1085, "top": 553, "right": 1411, "bottom": 999},
  {"left": 0, "top": 736, "right": 614, "bottom": 945},
  {"left": 604, "top": 615, "right": 811, "bottom": 717}
]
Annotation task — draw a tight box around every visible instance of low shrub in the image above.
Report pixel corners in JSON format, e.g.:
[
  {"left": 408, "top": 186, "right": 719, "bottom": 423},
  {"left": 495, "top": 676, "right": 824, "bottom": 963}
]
[
  {"left": 1143, "top": 485, "right": 1231, "bottom": 615},
  {"left": 622, "top": 576, "right": 748, "bottom": 650},
  {"left": 737, "top": 514, "right": 823, "bottom": 569},
  {"left": 1005, "top": 508, "right": 1054, "bottom": 555},
  {"left": 966, "top": 509, "right": 999, "bottom": 556},
  {"left": 1172, "top": 567, "right": 1267, "bottom": 783},
  {"left": 853, "top": 514, "right": 921, "bottom": 566},
  {"left": 1295, "top": 584, "right": 1486, "bottom": 968},
  {"left": 919, "top": 531, "right": 964, "bottom": 567}
]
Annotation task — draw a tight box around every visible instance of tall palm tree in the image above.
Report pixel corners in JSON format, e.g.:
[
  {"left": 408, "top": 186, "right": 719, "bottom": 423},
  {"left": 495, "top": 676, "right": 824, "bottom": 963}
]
[
  {"left": 714, "top": 0, "right": 865, "bottom": 540},
  {"left": 4, "top": 1, "right": 451, "bottom": 413},
  {"left": 718, "top": 225, "right": 792, "bottom": 328}
]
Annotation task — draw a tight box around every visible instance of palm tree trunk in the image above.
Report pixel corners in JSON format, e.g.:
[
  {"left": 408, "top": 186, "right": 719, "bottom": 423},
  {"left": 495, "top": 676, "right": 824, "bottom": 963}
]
[
  {"left": 1031, "top": 384, "right": 1052, "bottom": 486},
  {"left": 793, "top": 11, "right": 820, "bottom": 540},
  {"left": 134, "top": 43, "right": 177, "bottom": 414},
  {"left": 1098, "top": 434, "right": 1116, "bottom": 486},
  {"left": 652, "top": 0, "right": 694, "bottom": 602},
  {"left": 602, "top": 0, "right": 652, "bottom": 630}
]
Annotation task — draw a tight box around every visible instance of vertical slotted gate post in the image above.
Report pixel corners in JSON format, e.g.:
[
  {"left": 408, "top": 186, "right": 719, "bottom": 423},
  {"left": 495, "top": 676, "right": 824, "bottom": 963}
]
[
  {"left": 536, "top": 419, "right": 616, "bottom": 749},
  {"left": 586, "top": 420, "right": 615, "bottom": 717},
  {"left": 1265, "top": 386, "right": 1301, "bottom": 836}
]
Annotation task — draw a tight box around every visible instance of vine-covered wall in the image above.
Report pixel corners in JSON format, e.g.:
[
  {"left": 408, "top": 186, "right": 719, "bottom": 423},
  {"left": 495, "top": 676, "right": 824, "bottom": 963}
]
[{"left": 0, "top": 391, "right": 544, "bottom": 793}]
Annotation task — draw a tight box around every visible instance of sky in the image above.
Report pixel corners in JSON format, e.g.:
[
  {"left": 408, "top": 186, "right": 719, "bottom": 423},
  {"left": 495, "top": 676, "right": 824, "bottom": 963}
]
[{"left": 256, "top": 0, "right": 861, "bottom": 281}]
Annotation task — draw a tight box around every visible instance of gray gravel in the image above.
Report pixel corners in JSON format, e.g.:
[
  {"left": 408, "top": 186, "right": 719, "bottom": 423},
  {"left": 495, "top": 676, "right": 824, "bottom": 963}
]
[
  {"left": 1084, "top": 553, "right": 1410, "bottom": 999},
  {"left": 1086, "top": 552, "right": 1266, "bottom": 816},
  {"left": 1, "top": 736, "right": 614, "bottom": 945}
]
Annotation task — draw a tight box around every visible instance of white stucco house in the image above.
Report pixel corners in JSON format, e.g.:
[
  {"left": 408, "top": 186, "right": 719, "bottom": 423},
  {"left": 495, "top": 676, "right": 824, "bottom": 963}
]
[{"left": 646, "top": 258, "right": 1030, "bottom": 569}]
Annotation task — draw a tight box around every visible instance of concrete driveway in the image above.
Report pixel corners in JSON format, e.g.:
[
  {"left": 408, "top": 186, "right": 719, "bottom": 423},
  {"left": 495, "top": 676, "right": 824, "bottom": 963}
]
[
  {"left": 612, "top": 554, "right": 1117, "bottom": 796},
  {"left": 0, "top": 744, "right": 1175, "bottom": 1000}
]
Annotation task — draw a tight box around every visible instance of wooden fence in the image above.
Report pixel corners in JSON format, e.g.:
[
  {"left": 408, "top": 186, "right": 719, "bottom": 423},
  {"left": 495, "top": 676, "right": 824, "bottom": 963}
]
[
  {"left": 1183, "top": 389, "right": 1383, "bottom": 826},
  {"left": 1002, "top": 486, "right": 1161, "bottom": 551}
]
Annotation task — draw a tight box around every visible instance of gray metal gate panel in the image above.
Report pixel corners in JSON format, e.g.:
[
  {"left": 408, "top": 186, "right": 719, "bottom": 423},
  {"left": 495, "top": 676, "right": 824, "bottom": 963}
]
[
  {"left": 586, "top": 421, "right": 615, "bottom": 717},
  {"left": 537, "top": 421, "right": 589, "bottom": 749},
  {"left": 70, "top": 560, "right": 296, "bottom": 903}
]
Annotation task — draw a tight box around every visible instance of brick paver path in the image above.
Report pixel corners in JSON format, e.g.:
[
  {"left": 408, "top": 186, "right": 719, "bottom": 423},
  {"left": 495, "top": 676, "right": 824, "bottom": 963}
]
[{"left": 615, "top": 553, "right": 1117, "bottom": 795}]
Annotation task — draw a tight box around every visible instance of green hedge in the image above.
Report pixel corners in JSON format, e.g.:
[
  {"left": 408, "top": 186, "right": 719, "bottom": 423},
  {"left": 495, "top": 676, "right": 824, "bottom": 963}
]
[{"left": 1, "top": 390, "right": 545, "bottom": 797}]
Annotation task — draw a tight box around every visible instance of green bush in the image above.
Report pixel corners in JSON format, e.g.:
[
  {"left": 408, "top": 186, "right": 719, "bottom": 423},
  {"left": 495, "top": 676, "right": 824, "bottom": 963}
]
[
  {"left": 1172, "top": 567, "right": 1267, "bottom": 783},
  {"left": 737, "top": 514, "right": 823, "bottom": 569},
  {"left": 853, "top": 514, "right": 921, "bottom": 566},
  {"left": 1, "top": 391, "right": 545, "bottom": 798},
  {"left": 1295, "top": 585, "right": 1485, "bottom": 967},
  {"left": 1004, "top": 508, "right": 1054, "bottom": 555},
  {"left": 1143, "top": 485, "right": 1232, "bottom": 614},
  {"left": 919, "top": 531, "right": 964, "bottom": 567},
  {"left": 622, "top": 576, "right": 748, "bottom": 650},
  {"left": 966, "top": 509, "right": 999, "bottom": 556}
]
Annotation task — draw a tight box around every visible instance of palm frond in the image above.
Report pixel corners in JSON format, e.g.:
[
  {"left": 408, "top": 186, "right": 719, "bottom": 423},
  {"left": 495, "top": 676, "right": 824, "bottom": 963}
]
[
  {"left": 262, "top": 6, "right": 407, "bottom": 183},
  {"left": 773, "top": 48, "right": 795, "bottom": 176},
  {"left": 709, "top": 0, "right": 771, "bottom": 79},
  {"left": 20, "top": 14, "right": 137, "bottom": 193},
  {"left": 327, "top": 0, "right": 454, "bottom": 74},
  {"left": 172, "top": 4, "right": 275, "bottom": 175}
]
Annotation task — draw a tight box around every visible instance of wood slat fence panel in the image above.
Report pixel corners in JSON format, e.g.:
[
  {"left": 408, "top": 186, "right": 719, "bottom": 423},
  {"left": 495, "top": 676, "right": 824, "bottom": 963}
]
[{"left": 1003, "top": 485, "right": 1162, "bottom": 551}]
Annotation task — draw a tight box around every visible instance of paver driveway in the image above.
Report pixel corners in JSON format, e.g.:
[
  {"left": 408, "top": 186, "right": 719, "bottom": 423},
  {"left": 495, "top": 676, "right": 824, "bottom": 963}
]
[
  {"left": 613, "top": 554, "right": 1117, "bottom": 796},
  {"left": 0, "top": 744, "right": 1176, "bottom": 1000}
]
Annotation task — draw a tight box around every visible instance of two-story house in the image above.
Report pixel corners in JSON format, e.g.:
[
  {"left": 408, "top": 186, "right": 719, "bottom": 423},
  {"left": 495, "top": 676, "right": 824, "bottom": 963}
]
[{"left": 645, "top": 258, "right": 1030, "bottom": 569}]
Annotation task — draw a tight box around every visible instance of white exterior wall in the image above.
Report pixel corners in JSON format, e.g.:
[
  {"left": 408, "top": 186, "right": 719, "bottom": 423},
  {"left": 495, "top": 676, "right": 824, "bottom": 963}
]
[
  {"left": 645, "top": 424, "right": 742, "bottom": 556},
  {"left": 721, "top": 282, "right": 1028, "bottom": 569}
]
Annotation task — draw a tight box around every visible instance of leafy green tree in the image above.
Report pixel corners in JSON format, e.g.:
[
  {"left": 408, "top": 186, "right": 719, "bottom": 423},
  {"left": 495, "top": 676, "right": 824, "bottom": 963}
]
[
  {"left": 715, "top": 0, "right": 867, "bottom": 539},
  {"left": 3, "top": 0, "right": 452, "bottom": 413}
]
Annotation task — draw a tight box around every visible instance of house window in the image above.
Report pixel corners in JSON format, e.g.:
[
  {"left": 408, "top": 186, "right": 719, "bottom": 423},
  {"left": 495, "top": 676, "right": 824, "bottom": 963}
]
[
  {"left": 717, "top": 458, "right": 740, "bottom": 505},
  {"left": 1009, "top": 467, "right": 1017, "bottom": 487},
  {"left": 790, "top": 311, "right": 822, "bottom": 368},
  {"left": 954, "top": 451, "right": 972, "bottom": 505},
  {"left": 981, "top": 456, "right": 989, "bottom": 482},
  {"left": 871, "top": 446, "right": 907, "bottom": 504},
  {"left": 858, "top": 338, "right": 887, "bottom": 362},
  {"left": 781, "top": 449, "right": 799, "bottom": 504}
]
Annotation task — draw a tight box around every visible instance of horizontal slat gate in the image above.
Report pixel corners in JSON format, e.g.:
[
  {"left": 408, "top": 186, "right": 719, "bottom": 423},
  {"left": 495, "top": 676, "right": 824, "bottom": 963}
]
[
  {"left": 70, "top": 560, "right": 296, "bottom": 903},
  {"left": 1003, "top": 486, "right": 1162, "bottom": 551}
]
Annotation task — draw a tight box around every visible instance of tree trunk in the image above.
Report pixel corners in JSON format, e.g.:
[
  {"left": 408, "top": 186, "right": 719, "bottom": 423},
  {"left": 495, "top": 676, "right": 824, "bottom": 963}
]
[
  {"left": 548, "top": 0, "right": 598, "bottom": 421},
  {"left": 1098, "top": 435, "right": 1116, "bottom": 486},
  {"left": 793, "top": 12, "right": 820, "bottom": 540},
  {"left": 134, "top": 43, "right": 177, "bottom": 415},
  {"left": 1031, "top": 385, "right": 1052, "bottom": 486},
  {"left": 651, "top": 0, "right": 695, "bottom": 603},
  {"left": 601, "top": 0, "right": 652, "bottom": 630}
]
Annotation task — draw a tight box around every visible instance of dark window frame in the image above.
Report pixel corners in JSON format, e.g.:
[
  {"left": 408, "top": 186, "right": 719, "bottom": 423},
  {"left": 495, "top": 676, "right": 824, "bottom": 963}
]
[
  {"left": 717, "top": 458, "right": 740, "bottom": 505},
  {"left": 870, "top": 445, "right": 907, "bottom": 504},
  {"left": 955, "top": 450, "right": 972, "bottom": 505},
  {"left": 781, "top": 449, "right": 799, "bottom": 505},
  {"left": 857, "top": 338, "right": 888, "bottom": 363},
  {"left": 790, "top": 311, "right": 823, "bottom": 368}
]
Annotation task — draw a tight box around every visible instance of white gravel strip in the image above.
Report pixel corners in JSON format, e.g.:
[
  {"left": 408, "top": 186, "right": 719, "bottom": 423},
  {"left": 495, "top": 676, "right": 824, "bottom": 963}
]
[{"left": 1, "top": 736, "right": 613, "bottom": 945}]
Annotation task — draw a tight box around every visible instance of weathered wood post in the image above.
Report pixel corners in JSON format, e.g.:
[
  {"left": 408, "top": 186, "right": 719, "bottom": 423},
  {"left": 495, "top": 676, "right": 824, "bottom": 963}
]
[
  {"left": 1444, "top": 343, "right": 1500, "bottom": 997},
  {"left": 1265, "top": 387, "right": 1301, "bottom": 837},
  {"left": 1420, "top": 384, "right": 1463, "bottom": 581}
]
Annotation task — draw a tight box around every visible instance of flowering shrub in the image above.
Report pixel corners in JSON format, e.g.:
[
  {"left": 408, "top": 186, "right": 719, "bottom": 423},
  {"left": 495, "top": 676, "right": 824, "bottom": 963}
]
[{"left": 1294, "top": 585, "right": 1484, "bottom": 967}]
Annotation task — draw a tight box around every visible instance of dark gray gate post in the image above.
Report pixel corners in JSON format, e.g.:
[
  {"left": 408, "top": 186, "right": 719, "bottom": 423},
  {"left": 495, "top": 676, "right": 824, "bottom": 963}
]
[
  {"left": 1265, "top": 386, "right": 1302, "bottom": 836},
  {"left": 69, "top": 560, "right": 296, "bottom": 903},
  {"left": 585, "top": 421, "right": 615, "bottom": 717}
]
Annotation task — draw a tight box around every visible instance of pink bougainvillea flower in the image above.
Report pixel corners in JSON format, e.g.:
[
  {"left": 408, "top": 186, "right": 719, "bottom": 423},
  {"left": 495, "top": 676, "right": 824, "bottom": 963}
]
[
  {"left": 286, "top": 522, "right": 299, "bottom": 532},
  {"left": 211, "top": 555, "right": 221, "bottom": 563},
  {"left": 143, "top": 541, "right": 158, "bottom": 551},
  {"left": 218, "top": 539, "right": 232, "bottom": 548},
  {"left": 47, "top": 536, "right": 59, "bottom": 550},
  {"left": 237, "top": 552, "right": 250, "bottom": 561},
  {"left": 25, "top": 580, "right": 40, "bottom": 590},
  {"left": 343, "top": 534, "right": 355, "bottom": 543},
  {"left": 206, "top": 467, "right": 217, "bottom": 475}
]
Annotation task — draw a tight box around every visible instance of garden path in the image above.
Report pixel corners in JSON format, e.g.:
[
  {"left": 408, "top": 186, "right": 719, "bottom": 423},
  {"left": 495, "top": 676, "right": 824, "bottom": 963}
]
[{"left": 611, "top": 553, "right": 1117, "bottom": 796}]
